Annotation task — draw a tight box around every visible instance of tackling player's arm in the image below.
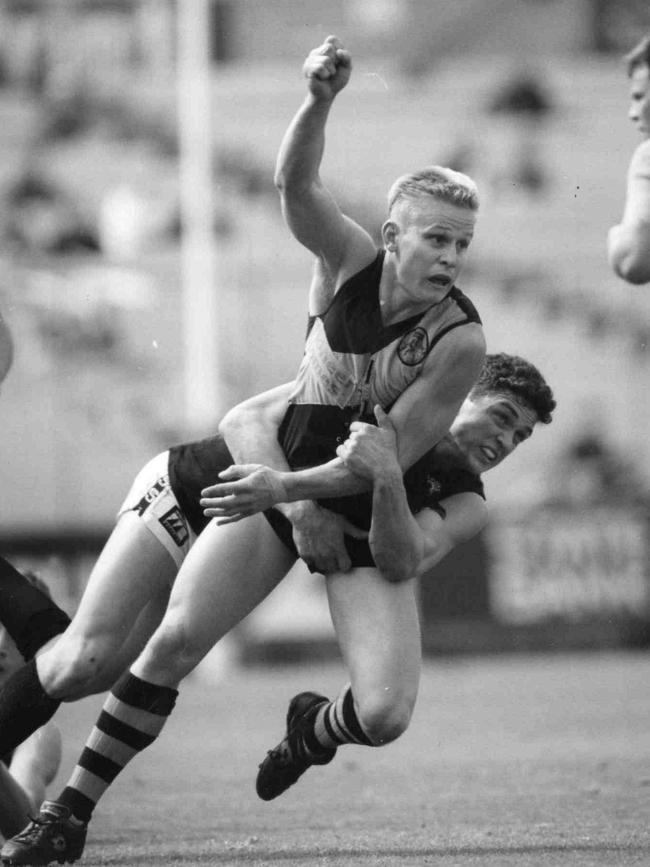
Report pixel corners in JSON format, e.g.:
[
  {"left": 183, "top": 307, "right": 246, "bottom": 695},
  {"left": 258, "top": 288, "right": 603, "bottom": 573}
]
[
  {"left": 336, "top": 405, "right": 487, "bottom": 582},
  {"left": 370, "top": 482, "right": 486, "bottom": 584},
  {"left": 217, "top": 382, "right": 365, "bottom": 574},
  {"left": 218, "top": 382, "right": 294, "bottom": 470},
  {"left": 608, "top": 139, "right": 650, "bottom": 284},
  {"left": 202, "top": 327, "right": 485, "bottom": 517}
]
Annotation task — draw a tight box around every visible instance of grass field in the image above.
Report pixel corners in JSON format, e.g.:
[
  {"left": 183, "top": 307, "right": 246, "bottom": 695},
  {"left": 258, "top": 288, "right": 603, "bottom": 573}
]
[{"left": 46, "top": 650, "right": 650, "bottom": 867}]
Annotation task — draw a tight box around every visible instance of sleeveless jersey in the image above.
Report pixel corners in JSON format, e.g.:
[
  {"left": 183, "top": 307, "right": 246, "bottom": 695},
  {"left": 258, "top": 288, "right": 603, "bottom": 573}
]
[
  {"left": 265, "top": 442, "right": 484, "bottom": 568},
  {"left": 280, "top": 249, "right": 481, "bottom": 471},
  {"left": 278, "top": 249, "right": 481, "bottom": 528},
  {"left": 166, "top": 433, "right": 483, "bottom": 566}
]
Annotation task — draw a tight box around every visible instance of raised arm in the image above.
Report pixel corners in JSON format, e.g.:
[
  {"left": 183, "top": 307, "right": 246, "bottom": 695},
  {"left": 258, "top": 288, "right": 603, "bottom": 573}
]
[
  {"left": 608, "top": 139, "right": 650, "bottom": 284},
  {"left": 275, "top": 35, "right": 376, "bottom": 279}
]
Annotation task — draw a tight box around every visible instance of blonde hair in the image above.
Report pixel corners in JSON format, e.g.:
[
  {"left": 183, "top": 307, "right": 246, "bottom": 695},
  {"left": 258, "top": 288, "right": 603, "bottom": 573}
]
[{"left": 387, "top": 166, "right": 479, "bottom": 215}]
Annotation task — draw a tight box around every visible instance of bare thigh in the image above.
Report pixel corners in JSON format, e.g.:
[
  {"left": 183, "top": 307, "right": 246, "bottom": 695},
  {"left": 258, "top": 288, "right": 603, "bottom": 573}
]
[
  {"left": 133, "top": 513, "right": 297, "bottom": 686},
  {"left": 37, "top": 512, "right": 176, "bottom": 696},
  {"left": 326, "top": 568, "right": 422, "bottom": 712}
]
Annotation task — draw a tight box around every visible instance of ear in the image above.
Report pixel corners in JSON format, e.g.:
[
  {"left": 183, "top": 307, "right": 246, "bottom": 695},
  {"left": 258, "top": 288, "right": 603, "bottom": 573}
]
[{"left": 381, "top": 219, "right": 399, "bottom": 252}]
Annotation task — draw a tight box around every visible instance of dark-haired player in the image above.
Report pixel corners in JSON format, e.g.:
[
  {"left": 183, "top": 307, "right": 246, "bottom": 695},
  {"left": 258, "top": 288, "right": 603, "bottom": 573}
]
[
  {"left": 204, "top": 354, "right": 556, "bottom": 800},
  {"left": 0, "top": 352, "right": 555, "bottom": 866}
]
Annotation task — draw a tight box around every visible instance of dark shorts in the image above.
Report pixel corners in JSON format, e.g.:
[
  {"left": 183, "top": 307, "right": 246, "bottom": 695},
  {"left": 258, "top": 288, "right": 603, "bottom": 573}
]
[{"left": 263, "top": 508, "right": 375, "bottom": 571}]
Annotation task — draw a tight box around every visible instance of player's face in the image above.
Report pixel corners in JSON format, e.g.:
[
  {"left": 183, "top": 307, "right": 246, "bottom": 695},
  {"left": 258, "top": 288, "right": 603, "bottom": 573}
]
[
  {"left": 628, "top": 65, "right": 650, "bottom": 138},
  {"left": 386, "top": 199, "right": 475, "bottom": 304},
  {"left": 449, "top": 391, "right": 537, "bottom": 474},
  {"left": 0, "top": 626, "right": 23, "bottom": 689}
]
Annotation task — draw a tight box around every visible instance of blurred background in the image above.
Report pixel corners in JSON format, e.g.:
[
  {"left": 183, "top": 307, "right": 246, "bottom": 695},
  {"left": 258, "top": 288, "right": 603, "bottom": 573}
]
[{"left": 1, "top": 0, "right": 650, "bottom": 665}]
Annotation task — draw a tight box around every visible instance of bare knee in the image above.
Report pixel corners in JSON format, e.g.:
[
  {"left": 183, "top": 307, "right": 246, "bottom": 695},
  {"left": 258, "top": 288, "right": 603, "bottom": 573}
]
[
  {"left": 39, "top": 636, "right": 122, "bottom": 700},
  {"left": 139, "top": 618, "right": 203, "bottom": 684},
  {"left": 356, "top": 688, "right": 415, "bottom": 746}
]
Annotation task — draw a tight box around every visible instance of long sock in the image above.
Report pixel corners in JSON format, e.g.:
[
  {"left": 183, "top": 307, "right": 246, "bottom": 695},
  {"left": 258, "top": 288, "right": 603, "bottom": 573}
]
[
  {"left": 56, "top": 670, "right": 178, "bottom": 823},
  {"left": 0, "top": 659, "right": 60, "bottom": 756},
  {"left": 303, "top": 684, "right": 373, "bottom": 757},
  {"left": 0, "top": 556, "right": 70, "bottom": 660}
]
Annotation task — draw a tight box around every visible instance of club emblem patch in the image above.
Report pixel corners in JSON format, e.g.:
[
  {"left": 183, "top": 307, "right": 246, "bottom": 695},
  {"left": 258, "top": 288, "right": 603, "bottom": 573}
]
[
  {"left": 425, "top": 475, "right": 441, "bottom": 497},
  {"left": 160, "top": 507, "right": 190, "bottom": 548},
  {"left": 397, "top": 327, "right": 429, "bottom": 366}
]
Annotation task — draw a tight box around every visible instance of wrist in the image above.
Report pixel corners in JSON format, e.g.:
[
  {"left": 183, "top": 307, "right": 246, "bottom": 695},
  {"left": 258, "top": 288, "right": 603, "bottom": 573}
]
[
  {"left": 304, "top": 91, "right": 335, "bottom": 113},
  {"left": 267, "top": 470, "right": 290, "bottom": 505},
  {"left": 276, "top": 499, "right": 318, "bottom": 524},
  {"left": 373, "top": 464, "right": 404, "bottom": 494}
]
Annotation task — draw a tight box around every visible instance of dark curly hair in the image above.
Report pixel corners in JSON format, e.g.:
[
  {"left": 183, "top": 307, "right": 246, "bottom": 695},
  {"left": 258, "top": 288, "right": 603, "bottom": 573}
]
[{"left": 470, "top": 353, "right": 556, "bottom": 424}]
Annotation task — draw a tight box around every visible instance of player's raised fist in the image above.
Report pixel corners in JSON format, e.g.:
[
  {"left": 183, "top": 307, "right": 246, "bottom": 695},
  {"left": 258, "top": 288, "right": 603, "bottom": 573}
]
[{"left": 303, "top": 35, "right": 352, "bottom": 100}]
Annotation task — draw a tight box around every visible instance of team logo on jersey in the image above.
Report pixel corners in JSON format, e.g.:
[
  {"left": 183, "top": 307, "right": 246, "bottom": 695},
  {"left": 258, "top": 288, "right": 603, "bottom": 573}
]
[
  {"left": 160, "top": 507, "right": 190, "bottom": 548},
  {"left": 425, "top": 475, "right": 441, "bottom": 497},
  {"left": 397, "top": 327, "right": 429, "bottom": 366}
]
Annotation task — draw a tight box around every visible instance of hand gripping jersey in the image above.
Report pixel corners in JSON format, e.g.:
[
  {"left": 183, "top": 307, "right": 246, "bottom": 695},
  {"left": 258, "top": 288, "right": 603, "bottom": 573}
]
[
  {"left": 278, "top": 249, "right": 482, "bottom": 533},
  {"left": 164, "top": 434, "right": 483, "bottom": 570},
  {"left": 265, "top": 440, "right": 484, "bottom": 568}
]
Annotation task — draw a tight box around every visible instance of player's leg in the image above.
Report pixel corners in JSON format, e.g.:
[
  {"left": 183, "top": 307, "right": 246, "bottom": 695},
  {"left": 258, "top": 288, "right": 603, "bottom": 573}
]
[
  {"left": 257, "top": 568, "right": 421, "bottom": 800},
  {"left": 7, "top": 723, "right": 62, "bottom": 818},
  {"left": 37, "top": 511, "right": 175, "bottom": 699},
  {"left": 0, "top": 512, "right": 176, "bottom": 761},
  {"left": 324, "top": 568, "right": 421, "bottom": 745},
  {"left": 0, "top": 515, "right": 297, "bottom": 867},
  {"left": 0, "top": 556, "right": 70, "bottom": 661},
  {"left": 0, "top": 763, "right": 32, "bottom": 841},
  {"left": 65, "top": 515, "right": 296, "bottom": 810}
]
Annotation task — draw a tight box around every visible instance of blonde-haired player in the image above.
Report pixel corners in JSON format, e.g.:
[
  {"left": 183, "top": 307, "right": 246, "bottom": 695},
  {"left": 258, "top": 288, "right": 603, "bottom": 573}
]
[{"left": 608, "top": 34, "right": 650, "bottom": 285}]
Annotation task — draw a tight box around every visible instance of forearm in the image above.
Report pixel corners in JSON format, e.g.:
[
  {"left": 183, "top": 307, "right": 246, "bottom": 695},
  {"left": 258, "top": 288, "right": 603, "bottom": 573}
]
[
  {"left": 279, "top": 457, "right": 374, "bottom": 502},
  {"left": 219, "top": 403, "right": 310, "bottom": 521},
  {"left": 368, "top": 470, "right": 424, "bottom": 583},
  {"left": 274, "top": 94, "right": 333, "bottom": 192},
  {"left": 220, "top": 412, "right": 290, "bottom": 471}
]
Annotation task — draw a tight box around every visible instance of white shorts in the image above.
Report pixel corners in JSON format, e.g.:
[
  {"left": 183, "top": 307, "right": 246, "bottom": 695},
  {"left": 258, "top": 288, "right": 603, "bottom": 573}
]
[{"left": 117, "top": 451, "right": 196, "bottom": 570}]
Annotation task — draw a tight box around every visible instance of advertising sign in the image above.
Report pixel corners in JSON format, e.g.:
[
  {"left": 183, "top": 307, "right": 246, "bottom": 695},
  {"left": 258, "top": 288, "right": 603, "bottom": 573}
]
[{"left": 488, "top": 508, "right": 650, "bottom": 625}]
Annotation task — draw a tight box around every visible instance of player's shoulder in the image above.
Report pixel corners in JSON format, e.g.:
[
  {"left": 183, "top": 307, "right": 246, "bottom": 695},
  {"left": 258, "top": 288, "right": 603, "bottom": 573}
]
[
  {"left": 408, "top": 445, "right": 485, "bottom": 504},
  {"left": 423, "top": 317, "right": 485, "bottom": 368}
]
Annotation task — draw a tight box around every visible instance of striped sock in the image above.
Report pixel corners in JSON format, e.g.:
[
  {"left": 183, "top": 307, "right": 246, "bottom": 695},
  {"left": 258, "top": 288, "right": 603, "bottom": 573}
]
[
  {"left": 55, "top": 671, "right": 178, "bottom": 823},
  {"left": 308, "top": 684, "right": 373, "bottom": 754}
]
